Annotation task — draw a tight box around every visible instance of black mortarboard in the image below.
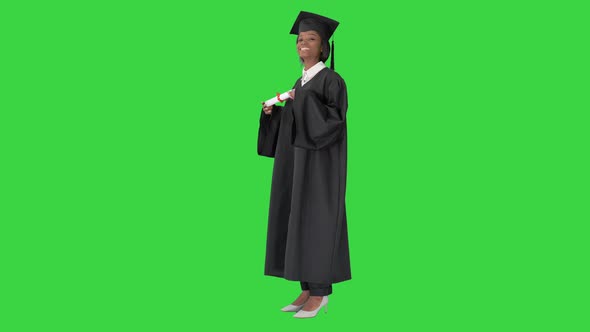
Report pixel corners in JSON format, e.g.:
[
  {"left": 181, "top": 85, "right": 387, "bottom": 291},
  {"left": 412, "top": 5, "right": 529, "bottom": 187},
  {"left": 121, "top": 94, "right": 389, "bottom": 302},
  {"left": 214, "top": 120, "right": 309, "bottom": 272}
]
[{"left": 290, "top": 11, "right": 339, "bottom": 70}]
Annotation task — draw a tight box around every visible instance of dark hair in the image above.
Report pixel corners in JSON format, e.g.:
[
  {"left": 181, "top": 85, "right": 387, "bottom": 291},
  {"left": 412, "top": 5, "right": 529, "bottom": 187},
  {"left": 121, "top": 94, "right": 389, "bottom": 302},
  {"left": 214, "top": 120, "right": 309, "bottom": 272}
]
[{"left": 320, "top": 41, "right": 330, "bottom": 62}]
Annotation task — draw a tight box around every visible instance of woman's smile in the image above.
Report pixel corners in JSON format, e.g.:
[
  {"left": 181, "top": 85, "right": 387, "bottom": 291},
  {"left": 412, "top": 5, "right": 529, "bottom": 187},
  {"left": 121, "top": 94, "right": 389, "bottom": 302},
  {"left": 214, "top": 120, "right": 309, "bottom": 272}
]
[{"left": 297, "top": 30, "right": 321, "bottom": 61}]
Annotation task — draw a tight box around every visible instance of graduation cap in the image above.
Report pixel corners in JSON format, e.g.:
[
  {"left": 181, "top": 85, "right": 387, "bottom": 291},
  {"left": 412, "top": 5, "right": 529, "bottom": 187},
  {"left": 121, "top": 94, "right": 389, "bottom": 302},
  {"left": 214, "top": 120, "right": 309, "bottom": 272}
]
[{"left": 290, "top": 11, "right": 339, "bottom": 70}]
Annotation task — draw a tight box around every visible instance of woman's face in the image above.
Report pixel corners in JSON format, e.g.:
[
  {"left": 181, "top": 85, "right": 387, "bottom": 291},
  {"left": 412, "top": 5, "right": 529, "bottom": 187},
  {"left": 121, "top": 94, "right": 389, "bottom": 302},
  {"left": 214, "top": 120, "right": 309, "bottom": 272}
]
[{"left": 297, "top": 30, "right": 322, "bottom": 62}]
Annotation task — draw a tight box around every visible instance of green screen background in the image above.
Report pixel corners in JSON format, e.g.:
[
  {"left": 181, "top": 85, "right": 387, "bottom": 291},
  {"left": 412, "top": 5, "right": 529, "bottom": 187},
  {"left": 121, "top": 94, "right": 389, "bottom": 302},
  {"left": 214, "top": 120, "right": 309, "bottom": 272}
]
[{"left": 1, "top": 0, "right": 587, "bottom": 331}]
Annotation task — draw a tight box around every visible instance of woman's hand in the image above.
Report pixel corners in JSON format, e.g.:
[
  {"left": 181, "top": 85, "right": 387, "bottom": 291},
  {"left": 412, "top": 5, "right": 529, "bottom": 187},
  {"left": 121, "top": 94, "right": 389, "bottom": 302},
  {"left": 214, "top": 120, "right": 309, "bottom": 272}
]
[{"left": 262, "top": 103, "right": 273, "bottom": 115}]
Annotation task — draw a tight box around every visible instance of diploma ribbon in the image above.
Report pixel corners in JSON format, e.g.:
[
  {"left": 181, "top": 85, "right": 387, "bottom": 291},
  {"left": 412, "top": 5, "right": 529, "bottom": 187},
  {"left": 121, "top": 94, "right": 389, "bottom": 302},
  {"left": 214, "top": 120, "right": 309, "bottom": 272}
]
[{"left": 276, "top": 92, "right": 285, "bottom": 103}]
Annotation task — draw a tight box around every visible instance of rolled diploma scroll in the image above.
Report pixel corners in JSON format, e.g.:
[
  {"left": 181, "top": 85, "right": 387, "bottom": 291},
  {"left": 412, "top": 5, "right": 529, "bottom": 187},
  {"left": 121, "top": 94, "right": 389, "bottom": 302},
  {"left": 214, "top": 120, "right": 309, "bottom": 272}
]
[{"left": 263, "top": 90, "right": 293, "bottom": 107}]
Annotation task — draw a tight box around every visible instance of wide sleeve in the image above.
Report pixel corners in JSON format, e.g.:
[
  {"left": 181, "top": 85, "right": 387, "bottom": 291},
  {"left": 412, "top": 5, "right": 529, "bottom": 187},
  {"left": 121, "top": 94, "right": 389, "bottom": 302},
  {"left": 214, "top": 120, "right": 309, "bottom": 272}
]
[
  {"left": 257, "top": 105, "right": 283, "bottom": 157},
  {"left": 291, "top": 76, "right": 348, "bottom": 150}
]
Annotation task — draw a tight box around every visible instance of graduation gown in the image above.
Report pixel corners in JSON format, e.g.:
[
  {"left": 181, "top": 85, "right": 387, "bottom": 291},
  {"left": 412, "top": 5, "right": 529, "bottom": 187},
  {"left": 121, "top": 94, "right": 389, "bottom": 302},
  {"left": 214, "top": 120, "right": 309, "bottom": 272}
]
[{"left": 257, "top": 68, "right": 351, "bottom": 284}]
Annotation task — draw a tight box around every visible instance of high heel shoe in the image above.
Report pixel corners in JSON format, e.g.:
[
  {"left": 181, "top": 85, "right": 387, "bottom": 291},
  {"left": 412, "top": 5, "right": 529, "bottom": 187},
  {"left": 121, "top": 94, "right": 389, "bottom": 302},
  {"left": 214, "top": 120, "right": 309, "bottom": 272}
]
[
  {"left": 281, "top": 302, "right": 306, "bottom": 312},
  {"left": 293, "top": 296, "right": 328, "bottom": 318}
]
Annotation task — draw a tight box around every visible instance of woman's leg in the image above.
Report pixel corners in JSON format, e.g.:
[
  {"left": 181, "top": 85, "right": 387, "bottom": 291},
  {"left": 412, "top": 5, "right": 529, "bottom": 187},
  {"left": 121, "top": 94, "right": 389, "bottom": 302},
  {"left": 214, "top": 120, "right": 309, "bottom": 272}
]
[
  {"left": 297, "top": 282, "right": 331, "bottom": 312},
  {"left": 306, "top": 282, "right": 332, "bottom": 296},
  {"left": 289, "top": 282, "right": 310, "bottom": 305}
]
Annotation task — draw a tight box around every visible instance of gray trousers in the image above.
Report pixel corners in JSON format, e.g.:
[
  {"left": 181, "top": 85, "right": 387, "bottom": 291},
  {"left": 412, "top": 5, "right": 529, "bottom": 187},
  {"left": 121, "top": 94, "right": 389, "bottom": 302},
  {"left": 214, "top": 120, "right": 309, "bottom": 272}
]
[{"left": 300, "top": 281, "right": 332, "bottom": 296}]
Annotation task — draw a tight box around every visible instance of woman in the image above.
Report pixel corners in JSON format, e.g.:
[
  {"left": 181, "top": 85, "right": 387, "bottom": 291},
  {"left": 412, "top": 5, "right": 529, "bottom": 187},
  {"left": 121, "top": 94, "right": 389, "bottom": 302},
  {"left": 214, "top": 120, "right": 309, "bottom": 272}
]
[{"left": 257, "top": 11, "right": 350, "bottom": 319}]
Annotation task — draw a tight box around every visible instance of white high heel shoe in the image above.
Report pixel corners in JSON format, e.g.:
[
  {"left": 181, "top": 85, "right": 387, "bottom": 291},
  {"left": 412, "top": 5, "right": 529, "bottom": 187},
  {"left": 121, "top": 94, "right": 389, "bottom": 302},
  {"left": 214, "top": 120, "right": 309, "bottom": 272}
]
[
  {"left": 281, "top": 302, "right": 306, "bottom": 312},
  {"left": 293, "top": 296, "right": 328, "bottom": 318}
]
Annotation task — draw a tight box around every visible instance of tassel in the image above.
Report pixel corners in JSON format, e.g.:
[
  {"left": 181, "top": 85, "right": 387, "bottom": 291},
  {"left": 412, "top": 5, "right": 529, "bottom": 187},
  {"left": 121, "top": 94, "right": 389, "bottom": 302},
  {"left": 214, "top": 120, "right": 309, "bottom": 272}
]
[{"left": 330, "top": 39, "right": 335, "bottom": 70}]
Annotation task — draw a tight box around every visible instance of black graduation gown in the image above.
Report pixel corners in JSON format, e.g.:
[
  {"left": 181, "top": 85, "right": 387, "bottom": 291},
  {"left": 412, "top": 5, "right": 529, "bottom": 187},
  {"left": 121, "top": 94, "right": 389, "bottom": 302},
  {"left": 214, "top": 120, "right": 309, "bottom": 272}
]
[{"left": 257, "top": 68, "right": 351, "bottom": 284}]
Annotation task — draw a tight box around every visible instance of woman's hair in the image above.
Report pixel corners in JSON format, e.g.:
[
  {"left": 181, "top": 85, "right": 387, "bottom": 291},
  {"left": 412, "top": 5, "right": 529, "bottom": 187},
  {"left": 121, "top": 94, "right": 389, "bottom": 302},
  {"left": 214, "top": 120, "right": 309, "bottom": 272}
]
[{"left": 297, "top": 36, "right": 330, "bottom": 64}]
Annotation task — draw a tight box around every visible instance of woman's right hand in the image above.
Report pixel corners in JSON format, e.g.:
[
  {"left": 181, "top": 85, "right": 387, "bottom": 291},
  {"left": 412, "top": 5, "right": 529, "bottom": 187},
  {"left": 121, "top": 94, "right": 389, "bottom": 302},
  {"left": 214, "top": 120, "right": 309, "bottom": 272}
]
[{"left": 262, "top": 103, "right": 273, "bottom": 115}]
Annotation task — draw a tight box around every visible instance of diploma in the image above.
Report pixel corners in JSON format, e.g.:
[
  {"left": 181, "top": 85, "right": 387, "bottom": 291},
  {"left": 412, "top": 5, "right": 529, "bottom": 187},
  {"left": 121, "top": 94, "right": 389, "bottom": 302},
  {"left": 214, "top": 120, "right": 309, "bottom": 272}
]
[{"left": 263, "top": 90, "right": 293, "bottom": 107}]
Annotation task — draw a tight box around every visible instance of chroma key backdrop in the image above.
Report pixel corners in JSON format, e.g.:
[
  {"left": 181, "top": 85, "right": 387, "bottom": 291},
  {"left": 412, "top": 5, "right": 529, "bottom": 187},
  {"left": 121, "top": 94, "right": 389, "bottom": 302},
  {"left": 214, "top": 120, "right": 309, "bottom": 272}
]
[{"left": 0, "top": 0, "right": 587, "bottom": 331}]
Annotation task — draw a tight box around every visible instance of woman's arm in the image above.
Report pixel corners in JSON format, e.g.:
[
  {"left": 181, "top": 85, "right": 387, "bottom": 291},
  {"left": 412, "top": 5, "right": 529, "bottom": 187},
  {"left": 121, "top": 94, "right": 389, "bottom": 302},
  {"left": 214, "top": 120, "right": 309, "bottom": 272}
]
[
  {"left": 257, "top": 105, "right": 283, "bottom": 157},
  {"left": 291, "top": 76, "right": 348, "bottom": 150}
]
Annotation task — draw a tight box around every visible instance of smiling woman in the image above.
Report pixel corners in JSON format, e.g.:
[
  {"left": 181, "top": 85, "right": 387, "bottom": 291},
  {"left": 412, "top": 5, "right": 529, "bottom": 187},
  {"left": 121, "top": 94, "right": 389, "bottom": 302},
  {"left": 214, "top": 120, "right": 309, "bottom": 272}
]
[
  {"left": 256, "top": 11, "right": 350, "bottom": 319},
  {"left": 297, "top": 31, "right": 324, "bottom": 67}
]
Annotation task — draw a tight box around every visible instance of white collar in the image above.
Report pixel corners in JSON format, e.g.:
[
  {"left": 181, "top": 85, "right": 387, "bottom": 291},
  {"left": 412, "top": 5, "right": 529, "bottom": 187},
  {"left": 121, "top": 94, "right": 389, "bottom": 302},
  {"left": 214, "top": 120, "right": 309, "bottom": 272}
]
[{"left": 301, "top": 61, "right": 326, "bottom": 86}]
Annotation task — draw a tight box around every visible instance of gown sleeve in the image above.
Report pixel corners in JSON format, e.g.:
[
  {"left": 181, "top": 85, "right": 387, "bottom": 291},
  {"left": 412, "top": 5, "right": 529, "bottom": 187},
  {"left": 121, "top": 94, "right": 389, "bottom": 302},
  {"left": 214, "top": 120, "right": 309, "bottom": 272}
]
[
  {"left": 257, "top": 105, "right": 283, "bottom": 157},
  {"left": 291, "top": 75, "right": 348, "bottom": 150}
]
